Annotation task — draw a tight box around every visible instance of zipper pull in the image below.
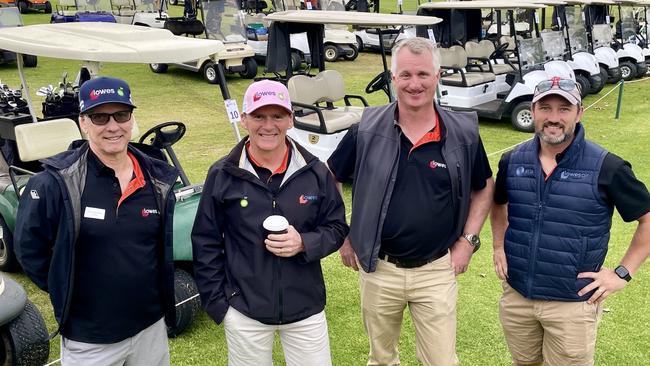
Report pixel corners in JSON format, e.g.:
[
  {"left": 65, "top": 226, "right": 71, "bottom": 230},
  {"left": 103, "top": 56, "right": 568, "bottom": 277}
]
[{"left": 272, "top": 199, "right": 276, "bottom": 209}]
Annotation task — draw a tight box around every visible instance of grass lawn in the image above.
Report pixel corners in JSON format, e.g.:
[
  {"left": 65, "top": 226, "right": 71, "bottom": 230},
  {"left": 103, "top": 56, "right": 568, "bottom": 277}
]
[{"left": 2, "top": 5, "right": 650, "bottom": 365}]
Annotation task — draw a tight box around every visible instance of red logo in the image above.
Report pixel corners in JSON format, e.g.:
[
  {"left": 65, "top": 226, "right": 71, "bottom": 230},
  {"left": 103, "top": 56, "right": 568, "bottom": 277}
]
[
  {"left": 253, "top": 93, "right": 262, "bottom": 102},
  {"left": 141, "top": 208, "right": 159, "bottom": 217},
  {"left": 299, "top": 195, "right": 308, "bottom": 204},
  {"left": 89, "top": 90, "right": 99, "bottom": 100}
]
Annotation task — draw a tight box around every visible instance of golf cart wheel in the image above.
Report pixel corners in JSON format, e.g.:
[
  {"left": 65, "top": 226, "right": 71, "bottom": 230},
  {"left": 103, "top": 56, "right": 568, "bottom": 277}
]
[
  {"left": 239, "top": 58, "right": 258, "bottom": 79},
  {"left": 149, "top": 63, "right": 168, "bottom": 73},
  {"left": 355, "top": 36, "right": 364, "bottom": 52},
  {"left": 324, "top": 44, "right": 339, "bottom": 62},
  {"left": 589, "top": 68, "right": 606, "bottom": 94},
  {"left": 22, "top": 55, "right": 37, "bottom": 68},
  {"left": 45, "top": 1, "right": 52, "bottom": 13},
  {"left": 0, "top": 300, "right": 50, "bottom": 366},
  {"left": 343, "top": 45, "right": 359, "bottom": 61},
  {"left": 619, "top": 61, "right": 636, "bottom": 81},
  {"left": 0, "top": 216, "right": 19, "bottom": 272},
  {"left": 17, "top": 1, "right": 28, "bottom": 13},
  {"left": 202, "top": 62, "right": 219, "bottom": 84},
  {"left": 169, "top": 0, "right": 178, "bottom": 4},
  {"left": 574, "top": 75, "right": 589, "bottom": 98},
  {"left": 599, "top": 67, "right": 609, "bottom": 88},
  {"left": 510, "top": 101, "right": 534, "bottom": 133},
  {"left": 290, "top": 52, "right": 302, "bottom": 71},
  {"left": 635, "top": 63, "right": 647, "bottom": 78},
  {"left": 167, "top": 269, "right": 201, "bottom": 338}
]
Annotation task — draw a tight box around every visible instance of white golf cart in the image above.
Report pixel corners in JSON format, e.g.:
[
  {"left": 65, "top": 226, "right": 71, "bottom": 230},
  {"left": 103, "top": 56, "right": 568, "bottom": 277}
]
[
  {"left": 149, "top": 0, "right": 258, "bottom": 83},
  {"left": 0, "top": 21, "right": 240, "bottom": 338},
  {"left": 51, "top": 0, "right": 117, "bottom": 23},
  {"left": 418, "top": 1, "right": 575, "bottom": 132},
  {"left": 110, "top": 0, "right": 170, "bottom": 27},
  {"left": 263, "top": 10, "right": 441, "bottom": 162},
  {"left": 0, "top": 7, "right": 37, "bottom": 68},
  {"left": 533, "top": 0, "right": 605, "bottom": 94},
  {"left": 636, "top": 0, "right": 650, "bottom": 72}
]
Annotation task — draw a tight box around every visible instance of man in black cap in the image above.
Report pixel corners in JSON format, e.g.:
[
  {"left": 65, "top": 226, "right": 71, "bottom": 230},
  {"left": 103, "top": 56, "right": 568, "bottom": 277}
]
[
  {"left": 16, "top": 76, "right": 178, "bottom": 365},
  {"left": 492, "top": 77, "right": 650, "bottom": 366}
]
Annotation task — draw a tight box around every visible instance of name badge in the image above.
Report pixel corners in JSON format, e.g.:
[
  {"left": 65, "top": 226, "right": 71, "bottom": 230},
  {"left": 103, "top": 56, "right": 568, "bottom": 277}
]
[{"left": 84, "top": 207, "right": 105, "bottom": 220}]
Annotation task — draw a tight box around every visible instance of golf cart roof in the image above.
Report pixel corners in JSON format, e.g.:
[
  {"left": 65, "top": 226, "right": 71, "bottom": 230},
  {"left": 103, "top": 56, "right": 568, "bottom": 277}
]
[
  {"left": 418, "top": 1, "right": 545, "bottom": 10},
  {"left": 0, "top": 22, "right": 225, "bottom": 63},
  {"left": 265, "top": 10, "right": 442, "bottom": 26},
  {"left": 520, "top": 0, "right": 568, "bottom": 5},
  {"left": 611, "top": 0, "right": 641, "bottom": 4},
  {"left": 587, "top": 0, "right": 616, "bottom": 4}
]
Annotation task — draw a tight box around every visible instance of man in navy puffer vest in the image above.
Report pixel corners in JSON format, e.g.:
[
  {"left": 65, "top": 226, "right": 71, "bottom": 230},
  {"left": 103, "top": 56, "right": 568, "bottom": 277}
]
[{"left": 491, "top": 77, "right": 650, "bottom": 366}]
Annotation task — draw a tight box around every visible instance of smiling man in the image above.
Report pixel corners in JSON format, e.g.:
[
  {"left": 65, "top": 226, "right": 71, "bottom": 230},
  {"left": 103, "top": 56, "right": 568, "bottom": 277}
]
[
  {"left": 15, "top": 77, "right": 179, "bottom": 365},
  {"left": 491, "top": 77, "right": 650, "bottom": 366},
  {"left": 328, "top": 37, "right": 494, "bottom": 366},
  {"left": 192, "top": 80, "right": 348, "bottom": 366}
]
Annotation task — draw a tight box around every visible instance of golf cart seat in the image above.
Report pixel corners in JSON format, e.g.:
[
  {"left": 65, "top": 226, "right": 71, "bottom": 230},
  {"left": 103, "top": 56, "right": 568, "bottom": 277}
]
[
  {"left": 464, "top": 40, "right": 516, "bottom": 75},
  {"left": 287, "top": 70, "right": 368, "bottom": 134},
  {"left": 438, "top": 46, "right": 496, "bottom": 87},
  {"left": 15, "top": 119, "right": 81, "bottom": 163},
  {"left": 164, "top": 18, "right": 206, "bottom": 36},
  {"left": 58, "top": 0, "right": 79, "bottom": 16},
  {"left": 111, "top": 0, "right": 137, "bottom": 16},
  {"left": 499, "top": 36, "right": 520, "bottom": 65}
]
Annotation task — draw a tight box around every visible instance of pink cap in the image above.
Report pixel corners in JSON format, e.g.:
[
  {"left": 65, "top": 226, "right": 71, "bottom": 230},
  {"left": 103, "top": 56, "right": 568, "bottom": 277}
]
[{"left": 242, "top": 80, "right": 292, "bottom": 114}]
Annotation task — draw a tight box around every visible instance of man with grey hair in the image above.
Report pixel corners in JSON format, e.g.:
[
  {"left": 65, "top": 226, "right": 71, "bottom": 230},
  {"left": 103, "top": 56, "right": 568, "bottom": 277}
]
[{"left": 328, "top": 37, "right": 494, "bottom": 365}]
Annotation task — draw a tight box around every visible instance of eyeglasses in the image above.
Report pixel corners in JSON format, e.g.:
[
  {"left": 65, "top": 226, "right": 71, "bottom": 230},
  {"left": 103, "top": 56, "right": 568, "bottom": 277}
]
[
  {"left": 84, "top": 110, "right": 132, "bottom": 125},
  {"left": 535, "top": 77, "right": 581, "bottom": 94}
]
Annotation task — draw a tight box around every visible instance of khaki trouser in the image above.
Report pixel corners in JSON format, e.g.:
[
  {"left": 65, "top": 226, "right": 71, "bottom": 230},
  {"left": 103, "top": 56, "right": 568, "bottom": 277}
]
[
  {"left": 499, "top": 281, "right": 603, "bottom": 366},
  {"left": 359, "top": 252, "right": 459, "bottom": 366}
]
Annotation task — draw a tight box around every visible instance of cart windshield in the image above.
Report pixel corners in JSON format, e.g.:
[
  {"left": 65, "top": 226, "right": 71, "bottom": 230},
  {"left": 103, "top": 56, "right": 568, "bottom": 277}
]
[
  {"left": 540, "top": 30, "right": 566, "bottom": 60},
  {"left": 592, "top": 23, "right": 613, "bottom": 47},
  {"left": 565, "top": 5, "right": 589, "bottom": 53},
  {"left": 0, "top": 7, "right": 23, "bottom": 28},
  {"left": 620, "top": 6, "right": 637, "bottom": 41},
  {"left": 135, "top": 0, "right": 166, "bottom": 12},
  {"left": 518, "top": 37, "right": 544, "bottom": 69},
  {"left": 201, "top": 0, "right": 247, "bottom": 43},
  {"left": 79, "top": 0, "right": 113, "bottom": 12}
]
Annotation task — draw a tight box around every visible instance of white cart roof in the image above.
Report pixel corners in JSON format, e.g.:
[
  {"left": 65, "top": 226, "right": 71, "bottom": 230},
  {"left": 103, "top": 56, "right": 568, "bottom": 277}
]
[
  {"left": 265, "top": 10, "right": 442, "bottom": 26},
  {"left": 0, "top": 22, "right": 225, "bottom": 63},
  {"left": 418, "top": 1, "right": 545, "bottom": 10}
]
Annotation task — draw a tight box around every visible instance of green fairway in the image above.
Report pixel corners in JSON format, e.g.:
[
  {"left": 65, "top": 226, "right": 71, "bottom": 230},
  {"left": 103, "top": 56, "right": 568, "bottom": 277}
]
[{"left": 2, "top": 6, "right": 650, "bottom": 365}]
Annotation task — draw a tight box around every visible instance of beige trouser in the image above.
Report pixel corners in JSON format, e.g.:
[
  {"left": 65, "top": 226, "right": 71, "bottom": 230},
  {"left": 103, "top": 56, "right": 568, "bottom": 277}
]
[
  {"left": 359, "top": 252, "right": 459, "bottom": 366},
  {"left": 499, "top": 281, "right": 603, "bottom": 366}
]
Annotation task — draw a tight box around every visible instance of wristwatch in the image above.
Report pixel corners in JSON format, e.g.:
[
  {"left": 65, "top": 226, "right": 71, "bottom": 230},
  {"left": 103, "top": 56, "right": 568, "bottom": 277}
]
[
  {"left": 614, "top": 265, "right": 632, "bottom": 282},
  {"left": 462, "top": 233, "right": 481, "bottom": 253}
]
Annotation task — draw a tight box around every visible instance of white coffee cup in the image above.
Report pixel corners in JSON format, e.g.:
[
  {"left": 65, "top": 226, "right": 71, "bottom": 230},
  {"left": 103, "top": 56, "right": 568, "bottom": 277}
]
[{"left": 262, "top": 215, "right": 289, "bottom": 235}]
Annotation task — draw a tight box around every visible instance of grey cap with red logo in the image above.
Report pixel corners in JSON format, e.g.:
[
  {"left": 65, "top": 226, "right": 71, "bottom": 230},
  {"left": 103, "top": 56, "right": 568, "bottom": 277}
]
[
  {"left": 532, "top": 77, "right": 582, "bottom": 105},
  {"left": 242, "top": 80, "right": 292, "bottom": 114},
  {"left": 79, "top": 76, "right": 137, "bottom": 113}
]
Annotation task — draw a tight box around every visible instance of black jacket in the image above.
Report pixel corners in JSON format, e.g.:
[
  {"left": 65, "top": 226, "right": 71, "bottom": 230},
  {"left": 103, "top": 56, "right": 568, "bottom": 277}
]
[
  {"left": 15, "top": 142, "right": 178, "bottom": 331},
  {"left": 192, "top": 138, "right": 348, "bottom": 325}
]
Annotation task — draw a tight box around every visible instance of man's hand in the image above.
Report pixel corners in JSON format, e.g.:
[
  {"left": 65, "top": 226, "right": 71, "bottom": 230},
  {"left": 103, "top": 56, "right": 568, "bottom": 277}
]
[
  {"left": 450, "top": 237, "right": 474, "bottom": 275},
  {"left": 339, "top": 237, "right": 359, "bottom": 271},
  {"left": 265, "top": 225, "right": 304, "bottom": 257},
  {"left": 577, "top": 268, "right": 628, "bottom": 304},
  {"left": 493, "top": 246, "right": 508, "bottom": 280}
]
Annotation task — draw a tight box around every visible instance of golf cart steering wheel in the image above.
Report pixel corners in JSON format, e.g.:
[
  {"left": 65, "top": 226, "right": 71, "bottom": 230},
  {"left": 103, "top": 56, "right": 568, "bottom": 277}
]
[
  {"left": 366, "top": 71, "right": 391, "bottom": 96},
  {"left": 490, "top": 42, "right": 509, "bottom": 59},
  {"left": 139, "top": 121, "right": 186, "bottom": 149}
]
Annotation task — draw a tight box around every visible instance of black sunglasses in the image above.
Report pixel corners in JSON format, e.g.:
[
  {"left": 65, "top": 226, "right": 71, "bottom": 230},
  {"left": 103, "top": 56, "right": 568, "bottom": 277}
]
[
  {"left": 535, "top": 78, "right": 581, "bottom": 94},
  {"left": 85, "top": 110, "right": 132, "bottom": 125}
]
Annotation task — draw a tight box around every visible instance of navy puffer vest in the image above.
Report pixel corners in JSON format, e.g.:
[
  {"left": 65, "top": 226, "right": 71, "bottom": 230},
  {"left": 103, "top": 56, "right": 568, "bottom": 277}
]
[{"left": 505, "top": 124, "right": 613, "bottom": 301}]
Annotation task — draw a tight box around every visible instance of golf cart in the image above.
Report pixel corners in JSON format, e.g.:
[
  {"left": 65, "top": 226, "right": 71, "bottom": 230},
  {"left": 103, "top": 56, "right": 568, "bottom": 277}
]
[
  {"left": 418, "top": 1, "right": 575, "bottom": 132},
  {"left": 149, "top": 0, "right": 258, "bottom": 82},
  {"left": 0, "top": 7, "right": 36, "bottom": 68},
  {"left": 0, "top": 0, "right": 52, "bottom": 13},
  {"left": 111, "top": 0, "right": 170, "bottom": 27},
  {"left": 0, "top": 273, "right": 50, "bottom": 366},
  {"left": 264, "top": 10, "right": 441, "bottom": 161},
  {"left": 636, "top": 0, "right": 650, "bottom": 71},
  {"left": 533, "top": 0, "right": 605, "bottom": 94},
  {"left": 0, "top": 22, "right": 240, "bottom": 337},
  {"left": 585, "top": 0, "right": 646, "bottom": 79},
  {"left": 51, "top": 0, "right": 117, "bottom": 23}
]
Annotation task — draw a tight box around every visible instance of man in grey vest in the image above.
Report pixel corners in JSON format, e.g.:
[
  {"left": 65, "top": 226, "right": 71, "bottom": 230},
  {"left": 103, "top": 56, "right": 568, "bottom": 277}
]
[
  {"left": 328, "top": 37, "right": 494, "bottom": 366},
  {"left": 491, "top": 77, "right": 650, "bottom": 365}
]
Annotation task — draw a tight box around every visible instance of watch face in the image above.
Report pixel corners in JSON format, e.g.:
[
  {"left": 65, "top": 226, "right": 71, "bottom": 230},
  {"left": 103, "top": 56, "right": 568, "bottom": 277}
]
[{"left": 615, "top": 266, "right": 629, "bottom": 278}]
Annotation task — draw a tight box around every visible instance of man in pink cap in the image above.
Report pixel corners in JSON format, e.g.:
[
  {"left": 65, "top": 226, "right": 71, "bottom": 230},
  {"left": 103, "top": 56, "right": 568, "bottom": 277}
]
[
  {"left": 491, "top": 77, "right": 650, "bottom": 365},
  {"left": 192, "top": 80, "right": 348, "bottom": 366}
]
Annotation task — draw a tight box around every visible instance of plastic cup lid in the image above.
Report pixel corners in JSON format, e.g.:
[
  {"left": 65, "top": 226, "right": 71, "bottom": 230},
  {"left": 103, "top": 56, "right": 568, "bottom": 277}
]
[{"left": 262, "top": 215, "right": 289, "bottom": 232}]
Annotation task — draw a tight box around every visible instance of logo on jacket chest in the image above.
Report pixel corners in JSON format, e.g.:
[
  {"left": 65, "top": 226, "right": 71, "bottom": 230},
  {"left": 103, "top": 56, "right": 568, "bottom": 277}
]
[
  {"left": 429, "top": 160, "right": 447, "bottom": 170},
  {"left": 299, "top": 194, "right": 319, "bottom": 205},
  {"left": 515, "top": 166, "right": 535, "bottom": 177},
  {"left": 559, "top": 170, "right": 590, "bottom": 181},
  {"left": 141, "top": 208, "right": 160, "bottom": 217}
]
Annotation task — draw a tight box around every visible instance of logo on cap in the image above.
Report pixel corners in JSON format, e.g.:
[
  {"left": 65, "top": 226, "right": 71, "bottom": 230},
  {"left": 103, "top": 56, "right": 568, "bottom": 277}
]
[
  {"left": 117, "top": 87, "right": 125, "bottom": 96},
  {"left": 90, "top": 88, "right": 116, "bottom": 101}
]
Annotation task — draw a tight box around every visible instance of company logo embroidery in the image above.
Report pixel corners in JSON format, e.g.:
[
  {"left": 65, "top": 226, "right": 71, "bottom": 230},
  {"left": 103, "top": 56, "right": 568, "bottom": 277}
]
[
  {"left": 141, "top": 208, "right": 160, "bottom": 217},
  {"left": 117, "top": 87, "right": 125, "bottom": 96},
  {"left": 515, "top": 166, "right": 535, "bottom": 177},
  {"left": 277, "top": 92, "right": 285, "bottom": 100},
  {"left": 429, "top": 160, "right": 447, "bottom": 169},
  {"left": 560, "top": 170, "right": 589, "bottom": 180},
  {"left": 299, "top": 194, "right": 318, "bottom": 204},
  {"left": 30, "top": 189, "right": 40, "bottom": 200},
  {"left": 253, "top": 91, "right": 277, "bottom": 101},
  {"left": 89, "top": 88, "right": 116, "bottom": 100}
]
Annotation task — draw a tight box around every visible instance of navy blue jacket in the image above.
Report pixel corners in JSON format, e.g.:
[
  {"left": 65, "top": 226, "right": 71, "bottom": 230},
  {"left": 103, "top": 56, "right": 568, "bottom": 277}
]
[
  {"left": 15, "top": 142, "right": 178, "bottom": 330},
  {"left": 504, "top": 124, "right": 613, "bottom": 301},
  {"left": 192, "top": 138, "right": 348, "bottom": 325}
]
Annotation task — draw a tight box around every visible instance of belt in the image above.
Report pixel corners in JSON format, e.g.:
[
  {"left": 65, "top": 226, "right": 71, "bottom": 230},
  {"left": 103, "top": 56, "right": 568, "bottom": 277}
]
[{"left": 378, "top": 250, "right": 446, "bottom": 269}]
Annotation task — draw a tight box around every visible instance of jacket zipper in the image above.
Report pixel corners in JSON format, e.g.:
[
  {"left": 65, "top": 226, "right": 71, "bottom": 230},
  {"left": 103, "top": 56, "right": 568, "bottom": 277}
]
[
  {"left": 527, "top": 167, "right": 552, "bottom": 296},
  {"left": 272, "top": 197, "right": 284, "bottom": 323}
]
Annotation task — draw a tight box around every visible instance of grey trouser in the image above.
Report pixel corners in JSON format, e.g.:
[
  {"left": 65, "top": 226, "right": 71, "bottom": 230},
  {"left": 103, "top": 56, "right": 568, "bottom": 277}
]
[{"left": 60, "top": 317, "right": 169, "bottom": 366}]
